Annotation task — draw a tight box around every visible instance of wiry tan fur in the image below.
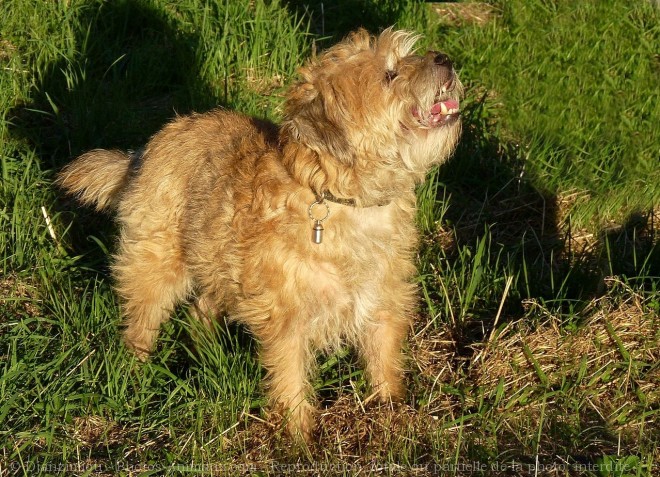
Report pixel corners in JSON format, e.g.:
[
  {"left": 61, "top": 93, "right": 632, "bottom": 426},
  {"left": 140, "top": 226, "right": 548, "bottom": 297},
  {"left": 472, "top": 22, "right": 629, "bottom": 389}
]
[{"left": 58, "top": 28, "right": 463, "bottom": 442}]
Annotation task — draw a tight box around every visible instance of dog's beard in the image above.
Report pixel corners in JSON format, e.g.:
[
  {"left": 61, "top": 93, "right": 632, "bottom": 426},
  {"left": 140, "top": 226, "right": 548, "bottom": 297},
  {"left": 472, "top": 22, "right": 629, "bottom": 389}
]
[{"left": 389, "top": 81, "right": 463, "bottom": 175}]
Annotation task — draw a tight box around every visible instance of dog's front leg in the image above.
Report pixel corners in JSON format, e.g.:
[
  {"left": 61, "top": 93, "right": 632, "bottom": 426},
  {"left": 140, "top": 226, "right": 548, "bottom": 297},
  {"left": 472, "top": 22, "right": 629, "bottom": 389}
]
[
  {"left": 259, "top": 327, "right": 316, "bottom": 442},
  {"left": 359, "top": 311, "right": 408, "bottom": 403}
]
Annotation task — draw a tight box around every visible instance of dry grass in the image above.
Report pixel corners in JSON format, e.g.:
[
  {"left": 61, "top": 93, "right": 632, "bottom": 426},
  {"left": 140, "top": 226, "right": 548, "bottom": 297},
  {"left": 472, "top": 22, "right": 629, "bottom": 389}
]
[
  {"left": 430, "top": 2, "right": 498, "bottom": 26},
  {"left": 475, "top": 289, "right": 658, "bottom": 395},
  {"left": 227, "top": 397, "right": 442, "bottom": 475},
  {"left": 215, "top": 284, "right": 659, "bottom": 471}
]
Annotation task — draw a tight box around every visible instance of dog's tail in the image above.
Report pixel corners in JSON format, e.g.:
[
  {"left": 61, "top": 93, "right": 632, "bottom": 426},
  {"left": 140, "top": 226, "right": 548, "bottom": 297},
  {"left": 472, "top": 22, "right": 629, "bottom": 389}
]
[{"left": 57, "top": 149, "right": 132, "bottom": 212}]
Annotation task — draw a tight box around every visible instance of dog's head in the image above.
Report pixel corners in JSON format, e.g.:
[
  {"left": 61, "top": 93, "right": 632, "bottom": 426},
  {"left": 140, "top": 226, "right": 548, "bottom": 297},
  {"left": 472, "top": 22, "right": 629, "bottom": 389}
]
[{"left": 282, "top": 28, "right": 463, "bottom": 204}]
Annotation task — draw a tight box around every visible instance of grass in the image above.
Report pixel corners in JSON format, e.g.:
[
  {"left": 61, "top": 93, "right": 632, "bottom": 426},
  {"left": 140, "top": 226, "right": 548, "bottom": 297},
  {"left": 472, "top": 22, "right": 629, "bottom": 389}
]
[
  {"left": 438, "top": 1, "right": 660, "bottom": 229},
  {"left": 0, "top": 0, "right": 658, "bottom": 475}
]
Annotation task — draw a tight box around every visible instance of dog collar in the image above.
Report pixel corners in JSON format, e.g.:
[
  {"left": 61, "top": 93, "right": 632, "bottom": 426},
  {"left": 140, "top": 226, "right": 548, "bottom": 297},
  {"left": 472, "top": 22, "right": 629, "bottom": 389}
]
[
  {"left": 318, "top": 191, "right": 390, "bottom": 208},
  {"left": 321, "top": 191, "right": 357, "bottom": 207},
  {"left": 308, "top": 191, "right": 390, "bottom": 244}
]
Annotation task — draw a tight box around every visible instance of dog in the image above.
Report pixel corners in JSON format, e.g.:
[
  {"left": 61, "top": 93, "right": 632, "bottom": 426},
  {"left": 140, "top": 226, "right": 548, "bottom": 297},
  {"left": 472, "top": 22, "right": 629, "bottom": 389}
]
[{"left": 57, "top": 27, "right": 462, "bottom": 442}]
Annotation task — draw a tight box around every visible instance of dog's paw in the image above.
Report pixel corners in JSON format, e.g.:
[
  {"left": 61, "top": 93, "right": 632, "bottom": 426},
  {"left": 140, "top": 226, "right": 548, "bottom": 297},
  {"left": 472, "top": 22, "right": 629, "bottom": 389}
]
[{"left": 282, "top": 401, "right": 317, "bottom": 444}]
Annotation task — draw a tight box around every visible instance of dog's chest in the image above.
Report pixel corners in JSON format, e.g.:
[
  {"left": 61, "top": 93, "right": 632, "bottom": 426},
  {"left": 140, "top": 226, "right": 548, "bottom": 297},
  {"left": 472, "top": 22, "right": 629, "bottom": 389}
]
[
  {"left": 329, "top": 201, "right": 399, "bottom": 243},
  {"left": 305, "top": 260, "right": 384, "bottom": 349},
  {"left": 304, "top": 204, "right": 404, "bottom": 345}
]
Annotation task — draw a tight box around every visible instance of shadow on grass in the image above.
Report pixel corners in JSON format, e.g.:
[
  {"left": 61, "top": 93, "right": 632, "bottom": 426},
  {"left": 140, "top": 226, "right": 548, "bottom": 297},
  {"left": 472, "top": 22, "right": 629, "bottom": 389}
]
[
  {"left": 422, "top": 91, "right": 659, "bottom": 350},
  {"left": 11, "top": 1, "right": 220, "bottom": 163},
  {"left": 285, "top": 0, "right": 411, "bottom": 41},
  {"left": 8, "top": 1, "right": 221, "bottom": 266}
]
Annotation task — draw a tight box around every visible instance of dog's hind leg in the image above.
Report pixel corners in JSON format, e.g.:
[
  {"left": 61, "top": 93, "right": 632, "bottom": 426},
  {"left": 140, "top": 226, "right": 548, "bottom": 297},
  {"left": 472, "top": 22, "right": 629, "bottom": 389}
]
[{"left": 113, "top": 229, "right": 192, "bottom": 360}]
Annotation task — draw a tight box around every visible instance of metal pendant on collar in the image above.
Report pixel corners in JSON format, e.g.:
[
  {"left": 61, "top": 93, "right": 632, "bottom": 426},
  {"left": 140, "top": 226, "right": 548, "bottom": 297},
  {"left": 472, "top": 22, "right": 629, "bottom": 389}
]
[{"left": 308, "top": 197, "right": 330, "bottom": 244}]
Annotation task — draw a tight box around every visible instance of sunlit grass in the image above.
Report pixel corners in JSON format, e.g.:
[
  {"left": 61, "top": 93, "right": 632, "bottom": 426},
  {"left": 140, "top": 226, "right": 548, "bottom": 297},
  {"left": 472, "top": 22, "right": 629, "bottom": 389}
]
[{"left": 438, "top": 0, "right": 660, "bottom": 228}]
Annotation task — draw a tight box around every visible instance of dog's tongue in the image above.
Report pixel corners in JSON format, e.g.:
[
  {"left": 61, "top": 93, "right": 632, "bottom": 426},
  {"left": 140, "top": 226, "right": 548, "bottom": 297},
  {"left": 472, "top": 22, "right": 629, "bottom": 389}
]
[
  {"left": 411, "top": 98, "right": 460, "bottom": 126},
  {"left": 431, "top": 99, "right": 460, "bottom": 115}
]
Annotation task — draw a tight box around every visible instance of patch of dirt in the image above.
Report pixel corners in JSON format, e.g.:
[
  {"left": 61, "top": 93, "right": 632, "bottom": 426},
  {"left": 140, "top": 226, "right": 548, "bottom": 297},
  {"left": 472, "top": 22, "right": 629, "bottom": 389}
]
[
  {"left": 0, "top": 39, "right": 16, "bottom": 60},
  {"left": 0, "top": 273, "right": 41, "bottom": 318}
]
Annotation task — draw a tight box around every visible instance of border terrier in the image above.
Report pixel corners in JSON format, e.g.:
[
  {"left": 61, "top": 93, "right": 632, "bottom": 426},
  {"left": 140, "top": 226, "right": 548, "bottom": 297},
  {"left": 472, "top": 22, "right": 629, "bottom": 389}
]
[{"left": 58, "top": 28, "right": 462, "bottom": 441}]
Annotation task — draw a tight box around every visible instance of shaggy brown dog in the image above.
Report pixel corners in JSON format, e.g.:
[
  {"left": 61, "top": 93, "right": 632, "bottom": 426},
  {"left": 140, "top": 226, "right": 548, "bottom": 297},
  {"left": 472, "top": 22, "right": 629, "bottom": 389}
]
[{"left": 58, "top": 27, "right": 462, "bottom": 441}]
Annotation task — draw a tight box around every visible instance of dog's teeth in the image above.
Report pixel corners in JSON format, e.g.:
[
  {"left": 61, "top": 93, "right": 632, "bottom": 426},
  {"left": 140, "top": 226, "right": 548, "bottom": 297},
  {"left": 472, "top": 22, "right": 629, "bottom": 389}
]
[{"left": 440, "top": 102, "right": 448, "bottom": 114}]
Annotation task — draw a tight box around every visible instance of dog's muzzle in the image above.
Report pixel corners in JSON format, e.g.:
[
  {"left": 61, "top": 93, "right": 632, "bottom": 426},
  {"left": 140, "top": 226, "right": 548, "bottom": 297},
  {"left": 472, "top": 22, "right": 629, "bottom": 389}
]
[{"left": 410, "top": 51, "right": 460, "bottom": 128}]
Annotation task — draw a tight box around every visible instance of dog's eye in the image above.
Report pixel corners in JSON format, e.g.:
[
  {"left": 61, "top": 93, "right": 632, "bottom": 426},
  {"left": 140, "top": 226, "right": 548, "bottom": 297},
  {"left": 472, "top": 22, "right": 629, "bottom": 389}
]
[{"left": 385, "top": 70, "right": 398, "bottom": 83}]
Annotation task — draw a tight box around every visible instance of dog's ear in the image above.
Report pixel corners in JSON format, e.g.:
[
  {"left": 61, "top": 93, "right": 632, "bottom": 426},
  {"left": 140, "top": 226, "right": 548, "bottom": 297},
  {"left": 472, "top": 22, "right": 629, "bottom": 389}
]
[
  {"left": 376, "top": 27, "right": 420, "bottom": 71},
  {"left": 344, "top": 28, "right": 372, "bottom": 51},
  {"left": 283, "top": 74, "right": 354, "bottom": 164}
]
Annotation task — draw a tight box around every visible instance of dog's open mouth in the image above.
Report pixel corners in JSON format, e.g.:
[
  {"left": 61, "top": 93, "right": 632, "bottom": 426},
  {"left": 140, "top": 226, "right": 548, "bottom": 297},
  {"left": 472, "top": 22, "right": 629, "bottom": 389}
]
[{"left": 413, "top": 98, "right": 460, "bottom": 128}]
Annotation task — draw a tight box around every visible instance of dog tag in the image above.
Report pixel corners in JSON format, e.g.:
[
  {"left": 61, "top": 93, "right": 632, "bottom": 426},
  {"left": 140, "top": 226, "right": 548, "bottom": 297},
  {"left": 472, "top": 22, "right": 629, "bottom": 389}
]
[
  {"left": 308, "top": 197, "right": 330, "bottom": 245},
  {"left": 312, "top": 220, "right": 324, "bottom": 244}
]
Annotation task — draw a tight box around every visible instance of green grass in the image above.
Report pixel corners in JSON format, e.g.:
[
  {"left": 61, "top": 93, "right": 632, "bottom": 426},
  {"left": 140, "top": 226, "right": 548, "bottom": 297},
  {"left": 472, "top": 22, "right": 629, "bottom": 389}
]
[
  {"left": 1, "top": 0, "right": 659, "bottom": 475},
  {"left": 437, "top": 1, "right": 660, "bottom": 228}
]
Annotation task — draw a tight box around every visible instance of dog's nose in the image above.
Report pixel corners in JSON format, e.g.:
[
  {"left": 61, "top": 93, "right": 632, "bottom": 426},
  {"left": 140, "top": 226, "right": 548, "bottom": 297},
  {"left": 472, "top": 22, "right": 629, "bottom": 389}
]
[{"left": 433, "top": 52, "right": 452, "bottom": 69}]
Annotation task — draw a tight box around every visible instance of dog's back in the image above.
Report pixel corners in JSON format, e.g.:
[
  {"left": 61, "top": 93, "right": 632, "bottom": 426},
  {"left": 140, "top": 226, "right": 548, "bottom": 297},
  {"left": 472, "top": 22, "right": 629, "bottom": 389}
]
[{"left": 58, "top": 111, "right": 278, "bottom": 213}]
